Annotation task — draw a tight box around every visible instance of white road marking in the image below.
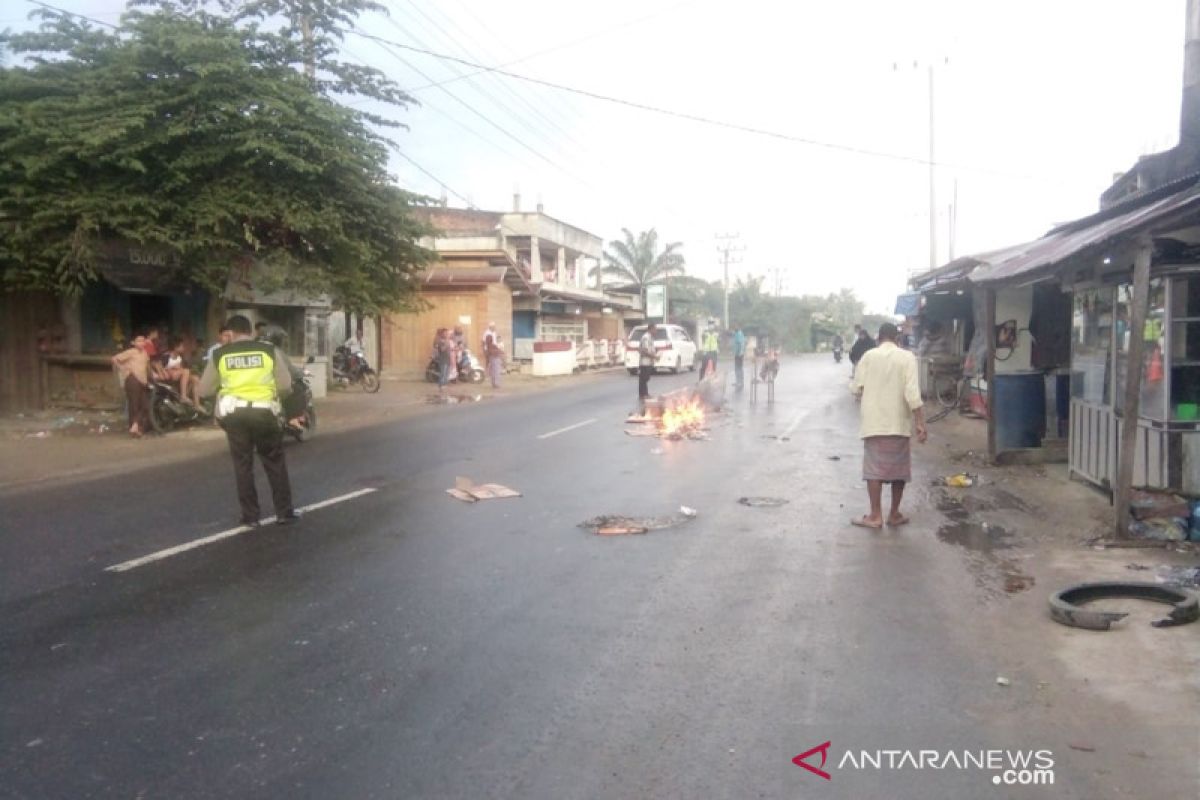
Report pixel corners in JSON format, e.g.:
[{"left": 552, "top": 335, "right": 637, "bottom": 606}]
[
  {"left": 104, "top": 488, "right": 378, "bottom": 573},
  {"left": 779, "top": 408, "right": 806, "bottom": 441},
  {"left": 536, "top": 418, "right": 597, "bottom": 440}
]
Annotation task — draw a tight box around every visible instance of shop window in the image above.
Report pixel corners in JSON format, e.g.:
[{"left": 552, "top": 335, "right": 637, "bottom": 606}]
[
  {"left": 1114, "top": 280, "right": 1167, "bottom": 419},
  {"left": 305, "top": 313, "right": 329, "bottom": 358},
  {"left": 1170, "top": 276, "right": 1200, "bottom": 420},
  {"left": 1070, "top": 288, "right": 1113, "bottom": 405}
]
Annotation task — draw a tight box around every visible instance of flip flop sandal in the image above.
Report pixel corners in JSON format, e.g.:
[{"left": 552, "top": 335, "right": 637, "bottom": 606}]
[{"left": 850, "top": 516, "right": 883, "bottom": 529}]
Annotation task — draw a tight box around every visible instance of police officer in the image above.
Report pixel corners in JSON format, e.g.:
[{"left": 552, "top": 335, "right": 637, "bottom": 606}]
[{"left": 198, "top": 315, "right": 299, "bottom": 527}]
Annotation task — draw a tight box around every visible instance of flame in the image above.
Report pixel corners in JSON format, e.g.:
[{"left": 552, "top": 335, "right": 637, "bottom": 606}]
[{"left": 660, "top": 398, "right": 705, "bottom": 436}]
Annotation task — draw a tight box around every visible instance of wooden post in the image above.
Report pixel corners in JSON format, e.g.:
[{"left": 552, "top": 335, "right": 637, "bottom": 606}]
[
  {"left": 985, "top": 287, "right": 997, "bottom": 461},
  {"left": 1114, "top": 240, "right": 1153, "bottom": 539}
]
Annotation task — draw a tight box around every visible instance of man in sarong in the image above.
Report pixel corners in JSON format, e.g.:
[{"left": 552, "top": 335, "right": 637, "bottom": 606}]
[{"left": 850, "top": 322, "right": 927, "bottom": 528}]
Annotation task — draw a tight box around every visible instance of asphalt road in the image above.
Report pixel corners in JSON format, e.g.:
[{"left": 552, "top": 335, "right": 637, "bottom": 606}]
[{"left": 0, "top": 357, "right": 1190, "bottom": 798}]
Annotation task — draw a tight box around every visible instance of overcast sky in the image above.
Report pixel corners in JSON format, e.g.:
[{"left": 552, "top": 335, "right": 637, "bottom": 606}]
[{"left": 5, "top": 0, "right": 1190, "bottom": 313}]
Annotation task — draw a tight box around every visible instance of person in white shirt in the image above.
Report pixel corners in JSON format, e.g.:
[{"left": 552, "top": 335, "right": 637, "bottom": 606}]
[{"left": 850, "top": 322, "right": 927, "bottom": 529}]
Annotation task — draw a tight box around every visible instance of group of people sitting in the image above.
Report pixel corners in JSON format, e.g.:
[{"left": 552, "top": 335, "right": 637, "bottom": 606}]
[{"left": 110, "top": 324, "right": 241, "bottom": 437}]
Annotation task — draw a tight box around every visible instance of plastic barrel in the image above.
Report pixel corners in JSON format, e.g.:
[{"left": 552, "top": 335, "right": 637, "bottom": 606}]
[{"left": 993, "top": 372, "right": 1046, "bottom": 450}]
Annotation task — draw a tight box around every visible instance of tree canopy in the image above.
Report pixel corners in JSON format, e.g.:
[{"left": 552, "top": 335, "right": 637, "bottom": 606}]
[
  {"left": 597, "top": 228, "right": 685, "bottom": 301},
  {"left": 0, "top": 0, "right": 434, "bottom": 313}
]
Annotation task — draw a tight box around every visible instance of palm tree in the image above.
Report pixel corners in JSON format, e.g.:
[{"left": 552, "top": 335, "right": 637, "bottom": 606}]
[{"left": 595, "top": 228, "right": 685, "bottom": 314}]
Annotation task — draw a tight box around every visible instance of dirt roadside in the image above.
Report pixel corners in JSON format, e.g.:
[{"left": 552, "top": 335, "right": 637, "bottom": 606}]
[
  {"left": 916, "top": 410, "right": 1199, "bottom": 796},
  {"left": 0, "top": 368, "right": 625, "bottom": 494}
]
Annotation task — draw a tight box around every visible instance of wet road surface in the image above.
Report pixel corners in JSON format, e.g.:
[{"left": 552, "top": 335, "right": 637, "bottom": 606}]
[{"left": 1, "top": 356, "right": 1191, "bottom": 798}]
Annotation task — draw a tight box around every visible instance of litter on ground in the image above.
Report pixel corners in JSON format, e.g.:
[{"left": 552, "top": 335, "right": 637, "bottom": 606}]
[
  {"left": 579, "top": 507, "right": 699, "bottom": 536},
  {"left": 446, "top": 476, "right": 522, "bottom": 503},
  {"left": 737, "top": 497, "right": 790, "bottom": 507}
]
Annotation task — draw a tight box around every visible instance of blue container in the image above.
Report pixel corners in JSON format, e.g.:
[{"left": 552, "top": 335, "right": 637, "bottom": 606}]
[{"left": 993, "top": 372, "right": 1046, "bottom": 450}]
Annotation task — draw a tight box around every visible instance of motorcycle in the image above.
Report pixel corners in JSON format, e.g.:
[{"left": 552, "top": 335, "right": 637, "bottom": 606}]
[
  {"left": 332, "top": 345, "right": 380, "bottom": 393},
  {"left": 425, "top": 347, "right": 486, "bottom": 384},
  {"left": 283, "top": 361, "right": 317, "bottom": 442},
  {"left": 833, "top": 346, "right": 843, "bottom": 363},
  {"left": 148, "top": 379, "right": 212, "bottom": 434}
]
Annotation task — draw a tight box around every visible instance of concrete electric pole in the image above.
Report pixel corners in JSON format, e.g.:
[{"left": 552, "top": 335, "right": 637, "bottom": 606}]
[{"left": 715, "top": 234, "right": 744, "bottom": 329}]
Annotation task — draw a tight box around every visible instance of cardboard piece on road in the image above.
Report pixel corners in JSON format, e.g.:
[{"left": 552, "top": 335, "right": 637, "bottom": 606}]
[{"left": 447, "top": 476, "right": 522, "bottom": 503}]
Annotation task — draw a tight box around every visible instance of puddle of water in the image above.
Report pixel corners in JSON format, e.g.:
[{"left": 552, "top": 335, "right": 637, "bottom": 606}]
[{"left": 936, "top": 520, "right": 1014, "bottom": 551}]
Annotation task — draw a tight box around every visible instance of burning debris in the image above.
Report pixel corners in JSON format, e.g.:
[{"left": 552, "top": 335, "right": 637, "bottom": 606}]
[{"left": 626, "top": 389, "right": 712, "bottom": 440}]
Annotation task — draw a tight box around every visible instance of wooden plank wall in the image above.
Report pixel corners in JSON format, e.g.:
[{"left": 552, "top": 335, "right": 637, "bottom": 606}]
[
  {"left": 381, "top": 286, "right": 512, "bottom": 376},
  {"left": 0, "top": 291, "right": 63, "bottom": 413}
]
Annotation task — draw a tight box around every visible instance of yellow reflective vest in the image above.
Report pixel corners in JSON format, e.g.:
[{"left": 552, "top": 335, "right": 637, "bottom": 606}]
[{"left": 216, "top": 340, "right": 279, "bottom": 403}]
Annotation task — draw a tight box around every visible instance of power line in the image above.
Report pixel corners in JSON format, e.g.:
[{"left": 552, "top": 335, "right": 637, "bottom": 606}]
[
  {"left": 346, "top": 30, "right": 1049, "bottom": 181},
  {"left": 23, "top": 0, "right": 118, "bottom": 29},
  {"left": 393, "top": 149, "right": 472, "bottom": 207},
  {"left": 407, "top": 0, "right": 702, "bottom": 94},
  {"left": 395, "top": 0, "right": 588, "bottom": 160},
  {"left": 380, "top": 1, "right": 583, "bottom": 171},
  {"left": 352, "top": 23, "right": 596, "bottom": 190}
]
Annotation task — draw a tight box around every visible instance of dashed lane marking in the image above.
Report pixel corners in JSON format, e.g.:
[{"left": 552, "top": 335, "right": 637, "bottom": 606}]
[
  {"left": 104, "top": 488, "right": 378, "bottom": 573},
  {"left": 536, "top": 418, "right": 597, "bottom": 440}
]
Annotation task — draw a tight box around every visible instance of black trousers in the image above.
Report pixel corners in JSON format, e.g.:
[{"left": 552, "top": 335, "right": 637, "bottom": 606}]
[
  {"left": 638, "top": 364, "right": 653, "bottom": 399},
  {"left": 222, "top": 408, "right": 293, "bottom": 523}
]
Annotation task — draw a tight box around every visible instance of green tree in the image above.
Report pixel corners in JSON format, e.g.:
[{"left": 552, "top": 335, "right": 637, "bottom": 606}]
[
  {"left": 0, "top": 1, "right": 433, "bottom": 314},
  {"left": 597, "top": 228, "right": 685, "bottom": 311}
]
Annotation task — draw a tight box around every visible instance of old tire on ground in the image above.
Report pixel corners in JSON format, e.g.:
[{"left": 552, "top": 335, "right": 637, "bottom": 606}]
[{"left": 1049, "top": 581, "right": 1200, "bottom": 630}]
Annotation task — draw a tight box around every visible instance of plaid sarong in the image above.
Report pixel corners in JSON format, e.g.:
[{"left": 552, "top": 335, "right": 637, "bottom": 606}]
[{"left": 862, "top": 435, "right": 912, "bottom": 482}]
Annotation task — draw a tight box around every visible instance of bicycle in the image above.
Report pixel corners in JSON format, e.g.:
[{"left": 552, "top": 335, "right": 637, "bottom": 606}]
[{"left": 926, "top": 361, "right": 982, "bottom": 423}]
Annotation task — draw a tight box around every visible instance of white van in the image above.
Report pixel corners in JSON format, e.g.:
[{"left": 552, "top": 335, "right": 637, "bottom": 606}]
[{"left": 623, "top": 324, "right": 698, "bottom": 374}]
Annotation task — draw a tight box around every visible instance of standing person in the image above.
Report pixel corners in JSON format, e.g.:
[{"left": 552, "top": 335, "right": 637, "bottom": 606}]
[
  {"left": 206, "top": 325, "right": 232, "bottom": 364},
  {"left": 197, "top": 315, "right": 298, "bottom": 527},
  {"left": 698, "top": 323, "right": 720, "bottom": 381},
  {"left": 435, "top": 327, "right": 454, "bottom": 393},
  {"left": 111, "top": 335, "right": 151, "bottom": 437},
  {"left": 638, "top": 323, "right": 657, "bottom": 404},
  {"left": 849, "top": 327, "right": 875, "bottom": 371},
  {"left": 850, "top": 322, "right": 926, "bottom": 529},
  {"left": 482, "top": 321, "right": 504, "bottom": 390},
  {"left": 732, "top": 325, "right": 747, "bottom": 388}
]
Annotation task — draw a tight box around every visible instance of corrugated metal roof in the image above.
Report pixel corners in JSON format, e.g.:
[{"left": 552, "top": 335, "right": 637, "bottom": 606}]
[{"left": 970, "top": 182, "right": 1200, "bottom": 285}]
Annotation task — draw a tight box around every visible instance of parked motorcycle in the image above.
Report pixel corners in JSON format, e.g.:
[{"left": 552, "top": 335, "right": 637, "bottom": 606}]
[
  {"left": 425, "top": 348, "right": 485, "bottom": 384},
  {"left": 148, "top": 379, "right": 212, "bottom": 434},
  {"left": 283, "top": 360, "right": 318, "bottom": 442},
  {"left": 332, "top": 345, "right": 380, "bottom": 393}
]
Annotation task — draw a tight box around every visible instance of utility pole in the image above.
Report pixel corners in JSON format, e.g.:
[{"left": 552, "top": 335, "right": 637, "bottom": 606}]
[
  {"left": 769, "top": 267, "right": 784, "bottom": 298},
  {"left": 928, "top": 63, "right": 936, "bottom": 269},
  {"left": 715, "top": 234, "right": 744, "bottom": 330}
]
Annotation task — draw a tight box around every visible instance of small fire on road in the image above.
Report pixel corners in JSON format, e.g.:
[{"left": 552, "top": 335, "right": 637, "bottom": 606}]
[{"left": 660, "top": 397, "right": 705, "bottom": 438}]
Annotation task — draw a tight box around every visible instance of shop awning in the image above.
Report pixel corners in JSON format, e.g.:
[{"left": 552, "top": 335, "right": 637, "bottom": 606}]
[
  {"left": 419, "top": 267, "right": 508, "bottom": 286},
  {"left": 969, "top": 180, "right": 1200, "bottom": 286},
  {"left": 540, "top": 285, "right": 637, "bottom": 309},
  {"left": 894, "top": 292, "right": 921, "bottom": 316}
]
